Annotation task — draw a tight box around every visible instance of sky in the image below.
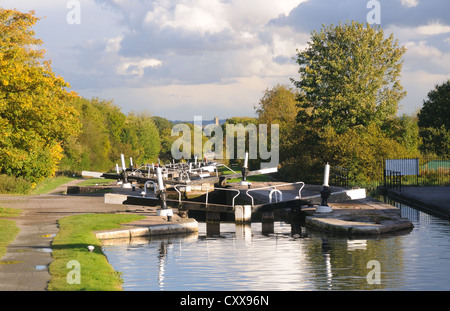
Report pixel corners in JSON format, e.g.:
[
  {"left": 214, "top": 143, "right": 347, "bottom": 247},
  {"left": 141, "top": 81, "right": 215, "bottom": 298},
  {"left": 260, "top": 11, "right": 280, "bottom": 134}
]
[{"left": 1, "top": 0, "right": 450, "bottom": 121}]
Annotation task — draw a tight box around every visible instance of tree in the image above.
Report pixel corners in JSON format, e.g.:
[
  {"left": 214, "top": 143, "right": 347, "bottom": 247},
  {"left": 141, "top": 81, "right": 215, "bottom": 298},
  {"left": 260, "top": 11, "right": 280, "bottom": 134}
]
[
  {"left": 417, "top": 80, "right": 450, "bottom": 156},
  {"left": 278, "top": 21, "right": 412, "bottom": 184},
  {"left": 124, "top": 112, "right": 160, "bottom": 164},
  {"left": 381, "top": 114, "right": 420, "bottom": 156},
  {"left": 255, "top": 84, "right": 299, "bottom": 127},
  {"left": 0, "top": 9, "right": 80, "bottom": 182},
  {"left": 292, "top": 21, "right": 406, "bottom": 134},
  {"left": 153, "top": 116, "right": 175, "bottom": 162},
  {"left": 254, "top": 84, "right": 300, "bottom": 168}
]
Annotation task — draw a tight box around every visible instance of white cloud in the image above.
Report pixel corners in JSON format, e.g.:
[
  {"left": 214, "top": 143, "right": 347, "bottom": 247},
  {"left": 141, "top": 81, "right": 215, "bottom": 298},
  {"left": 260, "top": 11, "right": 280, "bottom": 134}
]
[
  {"left": 417, "top": 21, "right": 450, "bottom": 35},
  {"left": 143, "top": 0, "right": 231, "bottom": 35},
  {"left": 405, "top": 41, "right": 442, "bottom": 58},
  {"left": 401, "top": 0, "right": 419, "bottom": 8},
  {"left": 102, "top": 37, "right": 162, "bottom": 78},
  {"left": 2, "top": 0, "right": 450, "bottom": 119}
]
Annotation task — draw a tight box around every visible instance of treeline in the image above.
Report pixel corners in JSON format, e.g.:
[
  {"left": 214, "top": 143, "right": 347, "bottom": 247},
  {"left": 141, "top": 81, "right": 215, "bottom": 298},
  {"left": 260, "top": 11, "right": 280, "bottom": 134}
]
[
  {"left": 252, "top": 22, "right": 450, "bottom": 186},
  {"left": 59, "top": 97, "right": 162, "bottom": 173},
  {"left": 2, "top": 11, "right": 449, "bottom": 193}
]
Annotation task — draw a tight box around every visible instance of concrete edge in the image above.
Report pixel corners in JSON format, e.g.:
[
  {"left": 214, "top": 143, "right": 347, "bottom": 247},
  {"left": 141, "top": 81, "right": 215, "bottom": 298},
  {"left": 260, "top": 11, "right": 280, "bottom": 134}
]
[
  {"left": 387, "top": 190, "right": 450, "bottom": 220},
  {"left": 94, "top": 219, "right": 199, "bottom": 240},
  {"left": 305, "top": 216, "right": 413, "bottom": 236}
]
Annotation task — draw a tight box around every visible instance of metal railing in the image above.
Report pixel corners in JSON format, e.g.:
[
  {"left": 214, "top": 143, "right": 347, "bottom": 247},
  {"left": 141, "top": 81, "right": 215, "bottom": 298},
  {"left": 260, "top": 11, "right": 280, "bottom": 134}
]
[
  {"left": 173, "top": 185, "right": 241, "bottom": 207},
  {"left": 332, "top": 166, "right": 349, "bottom": 188},
  {"left": 245, "top": 182, "right": 305, "bottom": 207},
  {"left": 384, "top": 170, "right": 402, "bottom": 192}
]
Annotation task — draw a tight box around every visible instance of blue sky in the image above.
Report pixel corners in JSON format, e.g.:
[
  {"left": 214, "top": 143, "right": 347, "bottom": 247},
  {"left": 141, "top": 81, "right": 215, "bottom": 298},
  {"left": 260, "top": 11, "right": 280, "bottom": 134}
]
[{"left": 1, "top": 0, "right": 450, "bottom": 120}]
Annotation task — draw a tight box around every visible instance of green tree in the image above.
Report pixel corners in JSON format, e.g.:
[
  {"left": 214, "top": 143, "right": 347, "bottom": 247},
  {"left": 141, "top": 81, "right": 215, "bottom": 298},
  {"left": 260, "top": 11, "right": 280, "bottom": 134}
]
[
  {"left": 59, "top": 97, "right": 114, "bottom": 172},
  {"left": 153, "top": 116, "right": 175, "bottom": 162},
  {"left": 278, "top": 21, "right": 412, "bottom": 184},
  {"left": 292, "top": 21, "right": 406, "bottom": 134},
  {"left": 417, "top": 80, "right": 450, "bottom": 156},
  {"left": 0, "top": 9, "right": 80, "bottom": 182},
  {"left": 124, "top": 112, "right": 160, "bottom": 164},
  {"left": 382, "top": 114, "right": 420, "bottom": 155}
]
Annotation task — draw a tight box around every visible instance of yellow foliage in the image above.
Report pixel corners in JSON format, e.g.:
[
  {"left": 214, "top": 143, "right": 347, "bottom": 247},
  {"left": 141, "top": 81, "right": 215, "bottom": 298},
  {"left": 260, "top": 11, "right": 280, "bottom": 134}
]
[{"left": 0, "top": 8, "right": 81, "bottom": 182}]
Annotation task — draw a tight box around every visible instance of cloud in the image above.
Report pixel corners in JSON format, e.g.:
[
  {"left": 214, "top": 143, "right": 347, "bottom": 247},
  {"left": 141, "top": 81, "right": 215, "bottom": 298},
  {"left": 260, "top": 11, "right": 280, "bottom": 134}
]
[
  {"left": 143, "top": 0, "right": 231, "bottom": 35},
  {"left": 2, "top": 0, "right": 450, "bottom": 119},
  {"left": 401, "top": 0, "right": 419, "bottom": 8},
  {"left": 405, "top": 41, "right": 442, "bottom": 58},
  {"left": 417, "top": 21, "right": 450, "bottom": 35}
]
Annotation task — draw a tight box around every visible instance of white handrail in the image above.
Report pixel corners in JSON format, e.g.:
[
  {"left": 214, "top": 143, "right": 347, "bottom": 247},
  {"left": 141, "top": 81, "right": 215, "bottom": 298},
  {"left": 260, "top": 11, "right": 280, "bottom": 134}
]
[
  {"left": 141, "top": 180, "right": 158, "bottom": 196},
  {"left": 173, "top": 185, "right": 241, "bottom": 207},
  {"left": 245, "top": 182, "right": 305, "bottom": 206},
  {"left": 269, "top": 189, "right": 283, "bottom": 203}
]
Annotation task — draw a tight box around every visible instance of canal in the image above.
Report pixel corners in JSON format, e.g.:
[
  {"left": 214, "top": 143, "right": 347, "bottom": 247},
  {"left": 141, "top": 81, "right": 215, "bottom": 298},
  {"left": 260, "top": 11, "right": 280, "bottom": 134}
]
[{"left": 102, "top": 197, "right": 450, "bottom": 291}]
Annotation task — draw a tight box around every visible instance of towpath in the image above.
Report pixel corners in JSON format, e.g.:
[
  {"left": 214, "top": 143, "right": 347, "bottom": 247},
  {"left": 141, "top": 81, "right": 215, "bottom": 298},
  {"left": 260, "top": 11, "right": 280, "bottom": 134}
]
[{"left": 0, "top": 179, "right": 120, "bottom": 291}]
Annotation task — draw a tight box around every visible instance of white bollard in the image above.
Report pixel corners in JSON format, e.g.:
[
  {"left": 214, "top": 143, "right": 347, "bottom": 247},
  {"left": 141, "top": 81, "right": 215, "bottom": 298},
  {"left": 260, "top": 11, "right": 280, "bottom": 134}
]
[
  {"left": 316, "top": 163, "right": 332, "bottom": 213},
  {"left": 323, "top": 162, "right": 330, "bottom": 187},
  {"left": 156, "top": 167, "right": 165, "bottom": 191},
  {"left": 121, "top": 154, "right": 126, "bottom": 171}
]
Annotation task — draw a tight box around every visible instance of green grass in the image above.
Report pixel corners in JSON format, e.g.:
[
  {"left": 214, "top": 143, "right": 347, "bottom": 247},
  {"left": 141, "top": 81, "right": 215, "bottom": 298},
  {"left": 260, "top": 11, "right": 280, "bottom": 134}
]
[
  {"left": 77, "top": 178, "right": 116, "bottom": 187},
  {"left": 47, "top": 213, "right": 145, "bottom": 291},
  {"left": 0, "top": 207, "right": 22, "bottom": 218},
  {"left": 0, "top": 208, "right": 21, "bottom": 260},
  {"left": 219, "top": 167, "right": 271, "bottom": 183},
  {"left": 30, "top": 176, "right": 76, "bottom": 195}
]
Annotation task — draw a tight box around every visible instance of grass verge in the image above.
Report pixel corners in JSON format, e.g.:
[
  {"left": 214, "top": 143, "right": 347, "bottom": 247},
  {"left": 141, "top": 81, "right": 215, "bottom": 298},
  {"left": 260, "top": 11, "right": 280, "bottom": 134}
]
[
  {"left": 0, "top": 208, "right": 21, "bottom": 260},
  {"left": 30, "top": 176, "right": 76, "bottom": 195},
  {"left": 77, "top": 178, "right": 116, "bottom": 187},
  {"left": 47, "top": 213, "right": 144, "bottom": 291},
  {"left": 220, "top": 167, "right": 272, "bottom": 183}
]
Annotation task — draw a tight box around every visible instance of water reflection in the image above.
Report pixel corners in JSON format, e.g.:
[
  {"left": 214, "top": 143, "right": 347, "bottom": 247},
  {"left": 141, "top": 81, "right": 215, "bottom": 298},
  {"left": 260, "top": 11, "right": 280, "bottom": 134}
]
[{"left": 102, "top": 199, "right": 450, "bottom": 291}]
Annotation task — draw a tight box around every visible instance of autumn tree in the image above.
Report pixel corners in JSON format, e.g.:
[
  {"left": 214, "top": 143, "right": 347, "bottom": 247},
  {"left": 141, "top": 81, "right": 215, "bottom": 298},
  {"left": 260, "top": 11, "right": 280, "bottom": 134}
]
[
  {"left": 0, "top": 9, "right": 80, "bottom": 182},
  {"left": 254, "top": 84, "right": 300, "bottom": 171}
]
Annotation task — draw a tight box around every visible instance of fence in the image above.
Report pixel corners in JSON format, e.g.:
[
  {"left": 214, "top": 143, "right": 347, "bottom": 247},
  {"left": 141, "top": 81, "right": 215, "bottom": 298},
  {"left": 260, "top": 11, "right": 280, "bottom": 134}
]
[
  {"left": 329, "top": 156, "right": 450, "bottom": 192},
  {"left": 384, "top": 157, "right": 450, "bottom": 189},
  {"left": 331, "top": 166, "right": 349, "bottom": 188}
]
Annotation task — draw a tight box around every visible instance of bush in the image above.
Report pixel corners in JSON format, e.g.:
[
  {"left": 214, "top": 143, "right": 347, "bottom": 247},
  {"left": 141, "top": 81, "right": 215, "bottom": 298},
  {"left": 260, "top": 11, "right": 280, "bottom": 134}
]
[{"left": 0, "top": 174, "right": 32, "bottom": 194}]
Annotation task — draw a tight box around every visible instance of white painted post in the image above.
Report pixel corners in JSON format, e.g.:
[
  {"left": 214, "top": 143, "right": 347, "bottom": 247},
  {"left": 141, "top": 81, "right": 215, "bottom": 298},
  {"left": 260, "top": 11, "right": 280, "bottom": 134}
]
[
  {"left": 317, "top": 163, "right": 332, "bottom": 213},
  {"left": 120, "top": 154, "right": 126, "bottom": 171},
  {"left": 120, "top": 154, "right": 131, "bottom": 188},
  {"left": 156, "top": 167, "right": 165, "bottom": 191},
  {"left": 240, "top": 152, "right": 250, "bottom": 186},
  {"left": 323, "top": 162, "right": 330, "bottom": 187}
]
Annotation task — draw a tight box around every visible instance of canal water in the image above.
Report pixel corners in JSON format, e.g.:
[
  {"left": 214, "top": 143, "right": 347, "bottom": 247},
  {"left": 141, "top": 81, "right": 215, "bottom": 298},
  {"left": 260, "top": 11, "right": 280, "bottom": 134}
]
[{"left": 102, "top": 198, "right": 450, "bottom": 291}]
